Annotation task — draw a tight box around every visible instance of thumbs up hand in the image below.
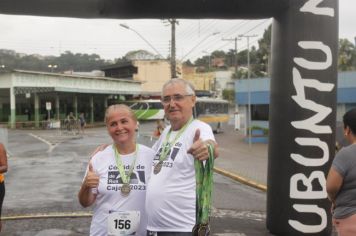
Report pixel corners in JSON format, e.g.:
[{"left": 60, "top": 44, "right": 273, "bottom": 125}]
[
  {"left": 187, "top": 129, "right": 219, "bottom": 161},
  {"left": 84, "top": 161, "right": 99, "bottom": 189},
  {"left": 187, "top": 129, "right": 207, "bottom": 161}
]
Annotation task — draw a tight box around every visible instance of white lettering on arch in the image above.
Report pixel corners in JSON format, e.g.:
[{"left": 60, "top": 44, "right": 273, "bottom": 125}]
[
  {"left": 291, "top": 138, "right": 329, "bottom": 166},
  {"left": 300, "top": 0, "right": 335, "bottom": 17},
  {"left": 291, "top": 68, "right": 334, "bottom": 134},
  {"left": 288, "top": 204, "right": 327, "bottom": 233},
  {"left": 290, "top": 171, "right": 327, "bottom": 199},
  {"left": 294, "top": 41, "right": 332, "bottom": 70}
]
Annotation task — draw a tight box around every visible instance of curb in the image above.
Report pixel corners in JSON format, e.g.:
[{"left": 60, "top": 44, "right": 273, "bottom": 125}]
[
  {"left": 1, "top": 212, "right": 93, "bottom": 221},
  {"left": 214, "top": 167, "right": 267, "bottom": 192}
]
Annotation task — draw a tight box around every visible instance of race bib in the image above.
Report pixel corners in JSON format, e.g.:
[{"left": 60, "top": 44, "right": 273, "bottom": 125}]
[{"left": 107, "top": 211, "right": 140, "bottom": 235}]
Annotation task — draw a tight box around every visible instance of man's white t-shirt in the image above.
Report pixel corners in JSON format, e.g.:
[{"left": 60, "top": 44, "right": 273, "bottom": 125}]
[
  {"left": 88, "top": 144, "right": 154, "bottom": 236},
  {"left": 146, "top": 119, "right": 215, "bottom": 232}
]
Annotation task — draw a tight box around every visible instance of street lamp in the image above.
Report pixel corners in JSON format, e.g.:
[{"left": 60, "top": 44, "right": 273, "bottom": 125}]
[
  {"left": 48, "top": 64, "right": 58, "bottom": 73},
  {"left": 239, "top": 34, "right": 257, "bottom": 148},
  {"left": 181, "top": 32, "right": 220, "bottom": 61},
  {"left": 119, "top": 23, "right": 164, "bottom": 59}
]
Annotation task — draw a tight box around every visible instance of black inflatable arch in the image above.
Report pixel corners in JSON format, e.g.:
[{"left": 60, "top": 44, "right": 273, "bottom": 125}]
[{"left": 0, "top": 0, "right": 338, "bottom": 235}]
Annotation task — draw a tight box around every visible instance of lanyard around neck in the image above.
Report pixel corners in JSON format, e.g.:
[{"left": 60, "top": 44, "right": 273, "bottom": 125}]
[
  {"left": 158, "top": 117, "right": 194, "bottom": 162},
  {"left": 113, "top": 144, "right": 138, "bottom": 184}
]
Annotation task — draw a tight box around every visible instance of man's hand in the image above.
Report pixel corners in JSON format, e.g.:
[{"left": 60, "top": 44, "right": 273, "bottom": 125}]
[
  {"left": 90, "top": 144, "right": 110, "bottom": 157},
  {"left": 187, "top": 129, "right": 219, "bottom": 161}
]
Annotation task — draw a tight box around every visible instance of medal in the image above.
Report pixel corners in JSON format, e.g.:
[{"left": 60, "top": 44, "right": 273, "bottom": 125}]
[
  {"left": 198, "top": 224, "right": 210, "bottom": 236},
  {"left": 153, "top": 161, "right": 163, "bottom": 175},
  {"left": 121, "top": 183, "right": 131, "bottom": 196},
  {"left": 155, "top": 117, "right": 194, "bottom": 175},
  {"left": 192, "top": 224, "right": 200, "bottom": 236},
  {"left": 113, "top": 144, "right": 138, "bottom": 197}
]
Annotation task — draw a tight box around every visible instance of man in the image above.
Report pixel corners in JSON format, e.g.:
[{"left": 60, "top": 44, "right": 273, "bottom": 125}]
[{"left": 146, "top": 78, "right": 216, "bottom": 235}]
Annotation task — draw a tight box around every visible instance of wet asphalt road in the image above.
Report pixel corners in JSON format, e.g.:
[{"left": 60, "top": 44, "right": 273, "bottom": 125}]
[{"left": 2, "top": 123, "right": 269, "bottom": 236}]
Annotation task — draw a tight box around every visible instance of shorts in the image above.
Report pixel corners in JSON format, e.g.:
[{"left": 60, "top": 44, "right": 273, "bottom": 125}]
[
  {"left": 333, "top": 214, "right": 356, "bottom": 236},
  {"left": 0, "top": 182, "right": 5, "bottom": 217}
]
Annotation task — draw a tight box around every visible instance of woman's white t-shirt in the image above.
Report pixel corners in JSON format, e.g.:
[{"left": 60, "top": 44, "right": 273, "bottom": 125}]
[{"left": 88, "top": 144, "right": 154, "bottom": 236}]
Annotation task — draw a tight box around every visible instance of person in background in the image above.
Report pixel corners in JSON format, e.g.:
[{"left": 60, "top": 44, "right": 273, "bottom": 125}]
[
  {"left": 0, "top": 143, "right": 8, "bottom": 232},
  {"left": 327, "top": 108, "right": 356, "bottom": 236},
  {"left": 78, "top": 104, "right": 154, "bottom": 236},
  {"left": 153, "top": 119, "right": 165, "bottom": 137},
  {"left": 79, "top": 113, "right": 86, "bottom": 134}
]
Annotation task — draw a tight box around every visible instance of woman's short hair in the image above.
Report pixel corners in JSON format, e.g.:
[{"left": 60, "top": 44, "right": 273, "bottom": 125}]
[{"left": 105, "top": 104, "right": 137, "bottom": 123}]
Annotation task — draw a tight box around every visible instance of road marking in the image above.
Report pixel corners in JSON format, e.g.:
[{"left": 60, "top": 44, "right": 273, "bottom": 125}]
[
  {"left": 28, "top": 133, "right": 58, "bottom": 153},
  {"left": 211, "top": 208, "right": 266, "bottom": 220}
]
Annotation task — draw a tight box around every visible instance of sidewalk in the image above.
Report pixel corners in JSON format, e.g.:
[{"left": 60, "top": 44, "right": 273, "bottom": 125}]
[{"left": 214, "top": 124, "right": 268, "bottom": 189}]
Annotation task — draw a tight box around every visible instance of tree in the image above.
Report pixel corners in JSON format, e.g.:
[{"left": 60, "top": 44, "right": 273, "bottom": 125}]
[
  {"left": 124, "top": 50, "right": 157, "bottom": 60},
  {"left": 0, "top": 49, "right": 111, "bottom": 72},
  {"left": 222, "top": 89, "right": 235, "bottom": 103},
  {"left": 256, "top": 24, "right": 271, "bottom": 76},
  {"left": 338, "top": 38, "right": 356, "bottom": 71},
  {"left": 183, "top": 59, "right": 194, "bottom": 66}
]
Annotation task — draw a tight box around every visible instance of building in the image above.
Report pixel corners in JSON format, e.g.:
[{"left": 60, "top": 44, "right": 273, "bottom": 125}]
[
  {"left": 0, "top": 69, "right": 141, "bottom": 128},
  {"left": 235, "top": 71, "right": 356, "bottom": 129},
  {"left": 102, "top": 59, "right": 179, "bottom": 97}
]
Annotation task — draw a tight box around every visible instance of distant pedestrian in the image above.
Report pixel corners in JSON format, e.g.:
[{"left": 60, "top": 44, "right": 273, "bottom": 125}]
[
  {"left": 327, "top": 108, "right": 356, "bottom": 236},
  {"left": 0, "top": 143, "right": 8, "bottom": 232},
  {"left": 65, "top": 112, "right": 76, "bottom": 131},
  {"left": 153, "top": 119, "right": 165, "bottom": 137},
  {"left": 79, "top": 113, "right": 86, "bottom": 134}
]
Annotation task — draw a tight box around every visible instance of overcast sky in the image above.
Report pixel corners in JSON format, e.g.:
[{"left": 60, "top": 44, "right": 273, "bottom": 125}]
[{"left": 0, "top": 0, "right": 355, "bottom": 62}]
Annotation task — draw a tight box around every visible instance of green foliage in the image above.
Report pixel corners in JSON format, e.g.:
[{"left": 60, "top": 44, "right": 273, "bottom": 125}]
[
  {"left": 0, "top": 49, "right": 112, "bottom": 72},
  {"left": 184, "top": 60, "right": 194, "bottom": 66},
  {"left": 222, "top": 89, "right": 234, "bottom": 103},
  {"left": 338, "top": 38, "right": 356, "bottom": 71},
  {"left": 250, "top": 126, "right": 269, "bottom": 136}
]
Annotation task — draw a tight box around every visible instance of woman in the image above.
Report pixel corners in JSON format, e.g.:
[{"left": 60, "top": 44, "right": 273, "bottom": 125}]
[
  {"left": 327, "top": 108, "right": 356, "bottom": 236},
  {"left": 0, "top": 143, "right": 8, "bottom": 232},
  {"left": 78, "top": 104, "right": 154, "bottom": 236}
]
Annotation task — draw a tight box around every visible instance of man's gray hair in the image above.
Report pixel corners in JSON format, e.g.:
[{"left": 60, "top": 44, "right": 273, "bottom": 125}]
[{"left": 161, "top": 78, "right": 195, "bottom": 96}]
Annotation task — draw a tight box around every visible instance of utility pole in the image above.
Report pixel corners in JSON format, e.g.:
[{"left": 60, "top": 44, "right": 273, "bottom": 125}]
[
  {"left": 168, "top": 19, "right": 178, "bottom": 79},
  {"left": 222, "top": 37, "right": 241, "bottom": 78},
  {"left": 239, "top": 34, "right": 257, "bottom": 148}
]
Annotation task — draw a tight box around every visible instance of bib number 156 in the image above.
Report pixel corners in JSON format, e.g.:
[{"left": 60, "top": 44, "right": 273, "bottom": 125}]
[
  {"left": 114, "top": 219, "right": 131, "bottom": 230},
  {"left": 108, "top": 211, "right": 140, "bottom": 235}
]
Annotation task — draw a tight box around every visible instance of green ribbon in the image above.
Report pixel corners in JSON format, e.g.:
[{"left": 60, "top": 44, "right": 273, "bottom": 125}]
[
  {"left": 158, "top": 117, "right": 193, "bottom": 162},
  {"left": 113, "top": 144, "right": 138, "bottom": 184},
  {"left": 194, "top": 144, "right": 214, "bottom": 225}
]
